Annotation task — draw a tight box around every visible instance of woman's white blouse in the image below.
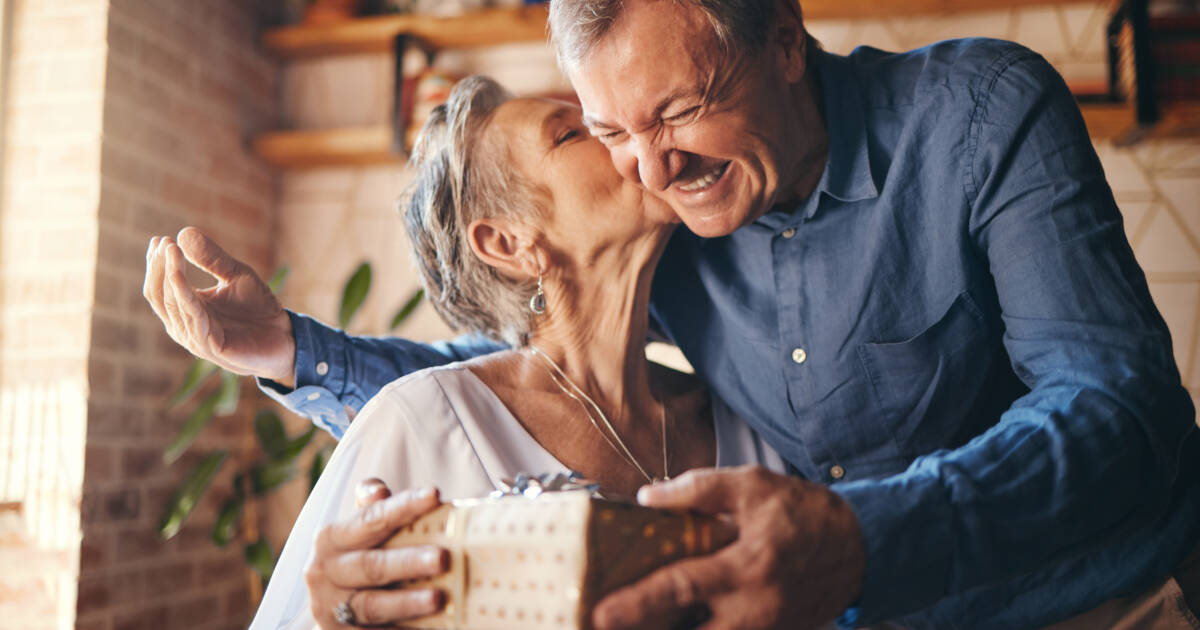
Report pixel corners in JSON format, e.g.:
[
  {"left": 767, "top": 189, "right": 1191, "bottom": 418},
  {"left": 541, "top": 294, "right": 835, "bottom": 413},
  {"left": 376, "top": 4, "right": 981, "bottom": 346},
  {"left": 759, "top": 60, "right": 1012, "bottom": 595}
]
[{"left": 249, "top": 363, "right": 786, "bottom": 630}]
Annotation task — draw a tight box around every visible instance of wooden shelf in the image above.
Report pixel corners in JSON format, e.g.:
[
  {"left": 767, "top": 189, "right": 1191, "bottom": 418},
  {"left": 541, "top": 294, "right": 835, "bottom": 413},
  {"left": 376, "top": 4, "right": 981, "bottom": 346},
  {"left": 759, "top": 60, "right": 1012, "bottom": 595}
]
[
  {"left": 252, "top": 126, "right": 408, "bottom": 168},
  {"left": 262, "top": 6, "right": 550, "bottom": 59},
  {"left": 253, "top": 104, "right": 1199, "bottom": 168},
  {"left": 262, "top": 1, "right": 1128, "bottom": 59},
  {"left": 801, "top": 0, "right": 1118, "bottom": 20},
  {"left": 1080, "top": 102, "right": 1200, "bottom": 142}
]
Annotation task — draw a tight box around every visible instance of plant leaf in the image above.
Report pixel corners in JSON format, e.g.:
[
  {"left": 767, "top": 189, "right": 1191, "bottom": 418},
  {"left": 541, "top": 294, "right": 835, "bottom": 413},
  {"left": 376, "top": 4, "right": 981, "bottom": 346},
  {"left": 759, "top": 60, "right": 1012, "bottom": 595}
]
[
  {"left": 254, "top": 410, "right": 288, "bottom": 460},
  {"left": 162, "top": 392, "right": 221, "bottom": 465},
  {"left": 214, "top": 370, "right": 241, "bottom": 416},
  {"left": 250, "top": 459, "right": 296, "bottom": 495},
  {"left": 267, "top": 264, "right": 290, "bottom": 294},
  {"left": 282, "top": 425, "right": 317, "bottom": 461},
  {"left": 244, "top": 539, "right": 275, "bottom": 582},
  {"left": 338, "top": 262, "right": 372, "bottom": 330},
  {"left": 168, "top": 359, "right": 219, "bottom": 408},
  {"left": 158, "top": 451, "right": 227, "bottom": 540},
  {"left": 389, "top": 288, "right": 425, "bottom": 331},
  {"left": 309, "top": 445, "right": 334, "bottom": 493},
  {"left": 212, "top": 493, "right": 244, "bottom": 547}
]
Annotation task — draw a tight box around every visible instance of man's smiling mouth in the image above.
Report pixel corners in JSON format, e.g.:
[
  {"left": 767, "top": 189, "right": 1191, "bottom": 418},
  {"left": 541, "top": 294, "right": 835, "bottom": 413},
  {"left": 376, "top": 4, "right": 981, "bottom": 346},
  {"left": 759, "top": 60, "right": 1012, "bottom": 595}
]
[{"left": 677, "top": 161, "right": 730, "bottom": 192}]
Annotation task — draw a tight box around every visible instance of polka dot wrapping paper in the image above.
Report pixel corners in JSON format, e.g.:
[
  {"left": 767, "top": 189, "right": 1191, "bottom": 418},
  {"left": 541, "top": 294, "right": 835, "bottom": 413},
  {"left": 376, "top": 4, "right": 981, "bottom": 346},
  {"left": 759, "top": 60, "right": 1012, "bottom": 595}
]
[{"left": 384, "top": 491, "right": 735, "bottom": 629}]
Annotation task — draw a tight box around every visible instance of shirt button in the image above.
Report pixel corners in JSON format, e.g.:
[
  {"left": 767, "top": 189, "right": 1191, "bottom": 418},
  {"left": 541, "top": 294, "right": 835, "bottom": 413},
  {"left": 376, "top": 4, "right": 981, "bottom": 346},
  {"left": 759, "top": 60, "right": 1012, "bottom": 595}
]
[
  {"left": 781, "top": 227, "right": 797, "bottom": 239},
  {"left": 830, "top": 465, "right": 845, "bottom": 480},
  {"left": 791, "top": 348, "right": 807, "bottom": 364},
  {"left": 315, "top": 361, "right": 329, "bottom": 376},
  {"left": 306, "top": 392, "right": 320, "bottom": 401}
]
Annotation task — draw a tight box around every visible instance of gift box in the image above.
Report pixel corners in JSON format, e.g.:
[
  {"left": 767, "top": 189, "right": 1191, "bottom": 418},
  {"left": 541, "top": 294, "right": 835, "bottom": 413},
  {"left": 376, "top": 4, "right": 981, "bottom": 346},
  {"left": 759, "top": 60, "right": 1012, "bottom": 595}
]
[{"left": 384, "top": 478, "right": 734, "bottom": 630}]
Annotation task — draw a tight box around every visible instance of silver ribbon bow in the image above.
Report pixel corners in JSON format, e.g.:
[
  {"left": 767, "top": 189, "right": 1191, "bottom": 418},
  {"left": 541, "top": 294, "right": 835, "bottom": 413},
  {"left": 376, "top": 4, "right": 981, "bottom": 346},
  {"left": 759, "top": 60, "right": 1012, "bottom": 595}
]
[{"left": 492, "top": 471, "right": 601, "bottom": 498}]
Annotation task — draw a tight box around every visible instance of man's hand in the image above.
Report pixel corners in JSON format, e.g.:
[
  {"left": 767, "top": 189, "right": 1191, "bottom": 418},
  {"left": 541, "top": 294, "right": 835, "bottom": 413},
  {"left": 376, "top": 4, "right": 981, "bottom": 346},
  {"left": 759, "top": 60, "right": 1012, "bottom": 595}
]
[
  {"left": 593, "top": 466, "right": 865, "bottom": 630},
  {"left": 143, "top": 227, "right": 296, "bottom": 385}
]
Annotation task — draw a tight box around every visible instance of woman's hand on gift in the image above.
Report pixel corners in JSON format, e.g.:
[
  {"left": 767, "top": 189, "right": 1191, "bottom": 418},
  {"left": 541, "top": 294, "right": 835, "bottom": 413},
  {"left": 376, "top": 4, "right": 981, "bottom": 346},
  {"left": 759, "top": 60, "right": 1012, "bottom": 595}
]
[
  {"left": 591, "top": 466, "right": 865, "bottom": 630},
  {"left": 307, "top": 480, "right": 450, "bottom": 629}
]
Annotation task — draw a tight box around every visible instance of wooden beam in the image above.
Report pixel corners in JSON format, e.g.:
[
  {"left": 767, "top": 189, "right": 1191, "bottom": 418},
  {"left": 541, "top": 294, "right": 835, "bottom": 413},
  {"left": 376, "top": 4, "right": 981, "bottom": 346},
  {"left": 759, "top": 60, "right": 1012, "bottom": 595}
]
[
  {"left": 251, "top": 126, "right": 403, "bottom": 168},
  {"left": 262, "top": 6, "right": 550, "bottom": 59},
  {"left": 251, "top": 104, "right": 1197, "bottom": 169},
  {"left": 1080, "top": 102, "right": 1200, "bottom": 142},
  {"left": 801, "top": 0, "right": 1118, "bottom": 20}
]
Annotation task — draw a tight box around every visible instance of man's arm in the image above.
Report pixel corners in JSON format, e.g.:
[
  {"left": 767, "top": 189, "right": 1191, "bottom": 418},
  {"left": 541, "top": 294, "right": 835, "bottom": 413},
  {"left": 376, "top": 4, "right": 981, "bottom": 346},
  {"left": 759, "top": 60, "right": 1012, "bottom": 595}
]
[
  {"left": 259, "top": 312, "right": 504, "bottom": 438},
  {"left": 144, "top": 228, "right": 506, "bottom": 439},
  {"left": 833, "top": 48, "right": 1196, "bottom": 624}
]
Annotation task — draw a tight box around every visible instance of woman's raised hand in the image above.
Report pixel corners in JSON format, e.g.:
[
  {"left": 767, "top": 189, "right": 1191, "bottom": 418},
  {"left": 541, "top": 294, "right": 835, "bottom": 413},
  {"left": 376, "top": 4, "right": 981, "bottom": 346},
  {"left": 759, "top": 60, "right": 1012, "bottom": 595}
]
[
  {"left": 143, "top": 227, "right": 296, "bottom": 384},
  {"left": 306, "top": 480, "right": 450, "bottom": 629}
]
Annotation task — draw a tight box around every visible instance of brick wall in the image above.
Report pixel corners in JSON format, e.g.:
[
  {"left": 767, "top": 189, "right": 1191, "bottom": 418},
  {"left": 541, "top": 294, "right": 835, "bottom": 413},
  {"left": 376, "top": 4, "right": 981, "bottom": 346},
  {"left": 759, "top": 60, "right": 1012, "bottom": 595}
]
[
  {"left": 0, "top": 1, "right": 279, "bottom": 629},
  {"left": 75, "top": 2, "right": 281, "bottom": 630},
  {"left": 0, "top": 1, "right": 109, "bottom": 629}
]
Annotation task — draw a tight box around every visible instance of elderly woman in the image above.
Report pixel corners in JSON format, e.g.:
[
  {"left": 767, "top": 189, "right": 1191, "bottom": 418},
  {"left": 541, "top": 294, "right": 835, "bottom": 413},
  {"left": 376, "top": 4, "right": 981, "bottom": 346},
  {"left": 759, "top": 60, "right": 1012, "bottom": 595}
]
[{"left": 245, "top": 75, "right": 785, "bottom": 630}]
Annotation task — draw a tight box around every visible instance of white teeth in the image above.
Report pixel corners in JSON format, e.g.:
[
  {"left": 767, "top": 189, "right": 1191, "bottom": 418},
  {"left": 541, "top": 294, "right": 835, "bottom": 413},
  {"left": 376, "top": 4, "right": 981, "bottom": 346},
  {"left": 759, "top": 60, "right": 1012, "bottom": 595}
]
[{"left": 678, "top": 163, "right": 726, "bottom": 192}]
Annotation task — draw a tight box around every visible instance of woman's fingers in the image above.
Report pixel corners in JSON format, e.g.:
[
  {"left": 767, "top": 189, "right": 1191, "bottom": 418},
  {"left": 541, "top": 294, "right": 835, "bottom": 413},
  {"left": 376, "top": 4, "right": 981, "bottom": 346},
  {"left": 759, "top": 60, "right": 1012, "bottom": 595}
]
[
  {"left": 324, "top": 545, "right": 449, "bottom": 588},
  {"left": 307, "top": 487, "right": 447, "bottom": 629},
  {"left": 311, "top": 587, "right": 445, "bottom": 629},
  {"left": 352, "top": 587, "right": 445, "bottom": 626},
  {"left": 320, "top": 487, "right": 441, "bottom": 552},
  {"left": 355, "top": 478, "right": 392, "bottom": 509}
]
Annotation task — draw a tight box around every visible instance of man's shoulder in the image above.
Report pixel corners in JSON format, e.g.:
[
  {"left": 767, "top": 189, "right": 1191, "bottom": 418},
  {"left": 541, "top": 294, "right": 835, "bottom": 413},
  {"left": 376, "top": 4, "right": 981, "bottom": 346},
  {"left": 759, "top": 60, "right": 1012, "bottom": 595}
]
[
  {"left": 844, "top": 37, "right": 1037, "bottom": 76},
  {"left": 841, "top": 38, "right": 1044, "bottom": 104}
]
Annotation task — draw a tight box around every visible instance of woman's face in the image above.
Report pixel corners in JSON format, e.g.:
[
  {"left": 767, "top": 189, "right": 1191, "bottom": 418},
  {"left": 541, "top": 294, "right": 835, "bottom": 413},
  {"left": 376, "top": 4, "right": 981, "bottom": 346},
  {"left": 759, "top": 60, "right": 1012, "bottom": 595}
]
[{"left": 484, "top": 97, "right": 678, "bottom": 259}]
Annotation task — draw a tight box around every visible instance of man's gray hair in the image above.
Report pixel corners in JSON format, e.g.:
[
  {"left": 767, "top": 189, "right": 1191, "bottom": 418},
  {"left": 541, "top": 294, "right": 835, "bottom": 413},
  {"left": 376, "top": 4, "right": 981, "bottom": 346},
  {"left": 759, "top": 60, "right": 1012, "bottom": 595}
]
[
  {"left": 549, "top": 0, "right": 791, "bottom": 71},
  {"left": 402, "top": 75, "right": 548, "bottom": 347}
]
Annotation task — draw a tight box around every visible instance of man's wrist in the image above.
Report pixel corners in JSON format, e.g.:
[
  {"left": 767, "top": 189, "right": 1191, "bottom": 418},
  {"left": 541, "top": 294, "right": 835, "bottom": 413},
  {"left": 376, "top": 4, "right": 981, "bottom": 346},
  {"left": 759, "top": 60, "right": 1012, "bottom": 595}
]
[{"left": 268, "top": 309, "right": 297, "bottom": 387}]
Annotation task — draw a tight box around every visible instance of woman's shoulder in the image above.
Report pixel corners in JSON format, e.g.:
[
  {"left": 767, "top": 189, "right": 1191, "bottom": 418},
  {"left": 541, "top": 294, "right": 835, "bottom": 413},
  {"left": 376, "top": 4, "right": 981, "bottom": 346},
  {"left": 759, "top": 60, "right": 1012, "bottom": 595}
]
[
  {"left": 373, "top": 361, "right": 480, "bottom": 401},
  {"left": 341, "top": 362, "right": 484, "bottom": 442}
]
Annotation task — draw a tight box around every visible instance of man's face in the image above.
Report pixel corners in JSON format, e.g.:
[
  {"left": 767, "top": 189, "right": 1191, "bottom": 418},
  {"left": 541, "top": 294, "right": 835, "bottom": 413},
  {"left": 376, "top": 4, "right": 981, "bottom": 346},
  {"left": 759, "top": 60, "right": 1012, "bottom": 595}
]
[{"left": 568, "top": 0, "right": 816, "bottom": 238}]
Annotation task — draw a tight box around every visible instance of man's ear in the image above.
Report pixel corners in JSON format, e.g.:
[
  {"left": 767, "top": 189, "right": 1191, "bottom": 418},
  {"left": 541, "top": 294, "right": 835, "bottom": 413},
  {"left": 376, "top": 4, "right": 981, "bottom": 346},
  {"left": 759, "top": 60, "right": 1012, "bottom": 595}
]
[
  {"left": 773, "top": 0, "right": 808, "bottom": 83},
  {"left": 467, "top": 217, "right": 542, "bottom": 280}
]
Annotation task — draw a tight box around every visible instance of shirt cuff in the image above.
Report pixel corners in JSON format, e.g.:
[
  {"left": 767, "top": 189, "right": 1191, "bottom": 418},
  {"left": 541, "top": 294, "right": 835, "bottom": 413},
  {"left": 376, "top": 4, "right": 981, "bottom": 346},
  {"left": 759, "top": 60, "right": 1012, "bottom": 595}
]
[
  {"left": 288, "top": 310, "right": 349, "bottom": 396},
  {"left": 831, "top": 466, "right": 953, "bottom": 624},
  {"left": 257, "top": 378, "right": 348, "bottom": 439},
  {"left": 250, "top": 310, "right": 353, "bottom": 439}
]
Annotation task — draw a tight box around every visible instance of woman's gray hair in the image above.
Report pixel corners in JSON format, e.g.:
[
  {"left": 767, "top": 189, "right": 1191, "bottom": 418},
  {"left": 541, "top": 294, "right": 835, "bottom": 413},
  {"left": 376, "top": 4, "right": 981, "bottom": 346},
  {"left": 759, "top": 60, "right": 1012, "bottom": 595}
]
[
  {"left": 550, "top": 0, "right": 800, "bottom": 72},
  {"left": 402, "top": 75, "right": 548, "bottom": 347}
]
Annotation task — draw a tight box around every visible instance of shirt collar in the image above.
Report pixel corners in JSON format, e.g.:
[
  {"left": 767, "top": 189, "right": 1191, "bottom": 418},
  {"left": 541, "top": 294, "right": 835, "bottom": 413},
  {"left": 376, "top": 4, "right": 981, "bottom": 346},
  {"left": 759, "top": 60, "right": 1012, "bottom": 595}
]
[{"left": 760, "top": 49, "right": 880, "bottom": 227}]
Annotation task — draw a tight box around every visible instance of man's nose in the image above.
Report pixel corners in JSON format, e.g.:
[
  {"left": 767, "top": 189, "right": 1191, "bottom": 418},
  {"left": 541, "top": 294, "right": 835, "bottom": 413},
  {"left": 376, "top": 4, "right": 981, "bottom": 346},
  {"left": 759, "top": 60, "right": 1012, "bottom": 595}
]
[{"left": 614, "top": 135, "right": 685, "bottom": 192}]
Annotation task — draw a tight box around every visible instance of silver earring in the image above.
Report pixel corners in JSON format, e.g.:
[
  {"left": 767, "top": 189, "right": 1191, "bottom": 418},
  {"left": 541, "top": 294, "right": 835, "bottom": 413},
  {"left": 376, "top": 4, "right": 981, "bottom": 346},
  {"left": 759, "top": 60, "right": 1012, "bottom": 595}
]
[{"left": 529, "top": 270, "right": 546, "bottom": 315}]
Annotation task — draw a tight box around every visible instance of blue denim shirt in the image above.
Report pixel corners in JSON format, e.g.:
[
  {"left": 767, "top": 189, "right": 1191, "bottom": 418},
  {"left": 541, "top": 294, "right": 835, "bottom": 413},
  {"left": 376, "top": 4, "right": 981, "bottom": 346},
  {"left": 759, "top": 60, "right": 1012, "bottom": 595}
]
[{"left": 261, "top": 40, "right": 1200, "bottom": 628}]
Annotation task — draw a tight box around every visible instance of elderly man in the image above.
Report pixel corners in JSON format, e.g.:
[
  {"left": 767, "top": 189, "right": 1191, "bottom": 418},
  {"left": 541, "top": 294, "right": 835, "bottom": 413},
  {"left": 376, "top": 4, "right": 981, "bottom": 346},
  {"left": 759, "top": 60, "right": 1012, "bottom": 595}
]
[{"left": 145, "top": 0, "right": 1200, "bottom": 628}]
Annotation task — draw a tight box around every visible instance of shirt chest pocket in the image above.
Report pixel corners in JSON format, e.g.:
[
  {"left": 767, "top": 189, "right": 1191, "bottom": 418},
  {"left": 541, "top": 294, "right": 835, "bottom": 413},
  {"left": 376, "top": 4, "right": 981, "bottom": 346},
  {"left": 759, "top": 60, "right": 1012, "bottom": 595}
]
[{"left": 856, "top": 291, "right": 994, "bottom": 459}]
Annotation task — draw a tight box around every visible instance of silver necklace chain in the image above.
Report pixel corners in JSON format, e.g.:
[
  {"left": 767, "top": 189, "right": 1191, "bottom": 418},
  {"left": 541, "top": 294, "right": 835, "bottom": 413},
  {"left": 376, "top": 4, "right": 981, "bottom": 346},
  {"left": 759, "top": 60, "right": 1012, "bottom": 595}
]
[{"left": 528, "top": 345, "right": 669, "bottom": 483}]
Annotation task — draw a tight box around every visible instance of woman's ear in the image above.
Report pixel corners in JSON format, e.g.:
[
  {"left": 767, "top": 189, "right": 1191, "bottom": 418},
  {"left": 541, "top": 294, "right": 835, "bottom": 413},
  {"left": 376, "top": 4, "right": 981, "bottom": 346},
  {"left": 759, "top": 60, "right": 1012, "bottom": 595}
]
[
  {"left": 467, "top": 217, "right": 541, "bottom": 280},
  {"left": 773, "top": 0, "right": 808, "bottom": 83}
]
